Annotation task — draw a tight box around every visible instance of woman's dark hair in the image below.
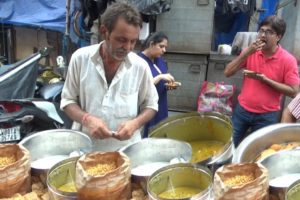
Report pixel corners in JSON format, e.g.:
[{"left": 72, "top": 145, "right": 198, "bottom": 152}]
[
  {"left": 142, "top": 31, "right": 168, "bottom": 50},
  {"left": 259, "top": 15, "right": 286, "bottom": 37}
]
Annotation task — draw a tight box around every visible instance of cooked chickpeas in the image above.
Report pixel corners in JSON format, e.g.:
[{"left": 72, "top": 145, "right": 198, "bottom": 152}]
[
  {"left": 224, "top": 174, "right": 255, "bottom": 187},
  {"left": 86, "top": 162, "right": 117, "bottom": 176},
  {"left": 0, "top": 156, "right": 16, "bottom": 168}
]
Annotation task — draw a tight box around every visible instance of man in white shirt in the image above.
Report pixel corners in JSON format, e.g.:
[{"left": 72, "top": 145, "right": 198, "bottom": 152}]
[{"left": 61, "top": 2, "right": 158, "bottom": 151}]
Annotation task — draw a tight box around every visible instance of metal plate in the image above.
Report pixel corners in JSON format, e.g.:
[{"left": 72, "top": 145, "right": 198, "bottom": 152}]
[{"left": 0, "top": 126, "right": 20, "bottom": 142}]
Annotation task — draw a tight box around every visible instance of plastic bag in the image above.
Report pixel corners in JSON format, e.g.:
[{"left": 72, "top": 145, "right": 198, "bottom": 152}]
[
  {"left": 214, "top": 163, "right": 269, "bottom": 200},
  {"left": 127, "top": 0, "right": 172, "bottom": 15},
  {"left": 76, "top": 151, "right": 131, "bottom": 200},
  {"left": 0, "top": 144, "right": 31, "bottom": 198},
  {"left": 197, "top": 81, "right": 236, "bottom": 116}
]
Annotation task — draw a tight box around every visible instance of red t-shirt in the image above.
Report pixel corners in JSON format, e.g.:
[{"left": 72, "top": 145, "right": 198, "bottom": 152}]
[{"left": 239, "top": 46, "right": 299, "bottom": 113}]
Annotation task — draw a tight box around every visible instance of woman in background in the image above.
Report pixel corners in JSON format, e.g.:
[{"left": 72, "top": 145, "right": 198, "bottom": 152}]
[{"left": 138, "top": 31, "right": 176, "bottom": 137}]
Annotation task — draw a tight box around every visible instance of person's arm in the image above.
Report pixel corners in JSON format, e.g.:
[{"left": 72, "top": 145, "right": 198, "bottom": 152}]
[
  {"left": 114, "top": 108, "right": 156, "bottom": 140},
  {"left": 224, "top": 39, "right": 265, "bottom": 77},
  {"left": 281, "top": 107, "right": 297, "bottom": 123},
  {"left": 63, "top": 103, "right": 112, "bottom": 139},
  {"left": 63, "top": 103, "right": 86, "bottom": 124},
  {"left": 153, "top": 73, "right": 174, "bottom": 85},
  {"left": 281, "top": 93, "right": 300, "bottom": 122},
  {"left": 258, "top": 76, "right": 299, "bottom": 97}
]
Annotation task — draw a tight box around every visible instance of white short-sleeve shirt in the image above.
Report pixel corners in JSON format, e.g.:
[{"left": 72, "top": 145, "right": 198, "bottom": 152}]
[{"left": 61, "top": 42, "right": 158, "bottom": 151}]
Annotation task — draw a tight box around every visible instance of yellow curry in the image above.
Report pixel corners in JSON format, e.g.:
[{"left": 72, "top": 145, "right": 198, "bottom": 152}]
[
  {"left": 159, "top": 186, "right": 202, "bottom": 199},
  {"left": 58, "top": 182, "right": 77, "bottom": 193},
  {"left": 189, "top": 140, "right": 224, "bottom": 163}
]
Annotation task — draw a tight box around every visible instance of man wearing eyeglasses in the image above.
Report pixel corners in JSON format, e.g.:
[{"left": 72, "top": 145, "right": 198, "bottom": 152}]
[{"left": 224, "top": 15, "right": 299, "bottom": 148}]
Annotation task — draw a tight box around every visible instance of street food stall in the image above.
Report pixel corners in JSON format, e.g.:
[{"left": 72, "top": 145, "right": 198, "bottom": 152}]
[
  {"left": 2, "top": 0, "right": 300, "bottom": 200},
  {"left": 2, "top": 116, "right": 300, "bottom": 200}
]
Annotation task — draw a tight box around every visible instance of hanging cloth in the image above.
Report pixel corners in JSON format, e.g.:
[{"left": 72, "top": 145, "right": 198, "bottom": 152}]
[{"left": 223, "top": 0, "right": 256, "bottom": 15}]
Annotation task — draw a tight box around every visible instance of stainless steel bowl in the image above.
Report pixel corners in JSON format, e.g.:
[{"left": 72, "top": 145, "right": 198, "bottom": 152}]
[
  {"left": 19, "top": 129, "right": 93, "bottom": 183},
  {"left": 233, "top": 123, "right": 300, "bottom": 163},
  {"left": 259, "top": 149, "right": 300, "bottom": 200},
  {"left": 119, "top": 138, "right": 192, "bottom": 191}
]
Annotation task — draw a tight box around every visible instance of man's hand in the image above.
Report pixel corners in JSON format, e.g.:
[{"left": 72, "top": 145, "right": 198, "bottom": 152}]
[
  {"left": 83, "top": 114, "right": 112, "bottom": 139},
  {"left": 249, "top": 39, "right": 266, "bottom": 53},
  {"left": 244, "top": 71, "right": 265, "bottom": 81},
  {"left": 113, "top": 119, "right": 140, "bottom": 141}
]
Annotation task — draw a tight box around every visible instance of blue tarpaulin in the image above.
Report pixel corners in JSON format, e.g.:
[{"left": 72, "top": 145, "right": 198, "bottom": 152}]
[
  {"left": 0, "top": 0, "right": 68, "bottom": 32},
  {"left": 258, "top": 0, "right": 279, "bottom": 24}
]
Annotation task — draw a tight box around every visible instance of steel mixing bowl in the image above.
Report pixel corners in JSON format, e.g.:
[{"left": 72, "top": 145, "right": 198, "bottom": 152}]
[
  {"left": 259, "top": 149, "right": 300, "bottom": 200},
  {"left": 233, "top": 123, "right": 300, "bottom": 163},
  {"left": 19, "top": 129, "right": 93, "bottom": 183},
  {"left": 119, "top": 138, "right": 192, "bottom": 191}
]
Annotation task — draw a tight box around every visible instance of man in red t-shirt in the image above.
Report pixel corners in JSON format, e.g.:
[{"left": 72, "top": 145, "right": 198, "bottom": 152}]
[{"left": 224, "top": 15, "right": 299, "bottom": 147}]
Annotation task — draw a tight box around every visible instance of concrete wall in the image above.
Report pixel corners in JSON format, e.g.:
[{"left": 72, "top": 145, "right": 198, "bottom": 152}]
[
  {"left": 280, "top": 1, "right": 300, "bottom": 61},
  {"left": 156, "top": 0, "right": 214, "bottom": 54},
  {"left": 164, "top": 53, "right": 208, "bottom": 111},
  {"left": 14, "top": 27, "right": 63, "bottom": 66}
]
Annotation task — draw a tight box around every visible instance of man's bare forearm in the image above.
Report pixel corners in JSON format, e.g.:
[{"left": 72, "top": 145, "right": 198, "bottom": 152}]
[
  {"left": 224, "top": 50, "right": 251, "bottom": 77},
  {"left": 133, "top": 108, "right": 157, "bottom": 129},
  {"left": 261, "top": 76, "right": 299, "bottom": 97},
  {"left": 63, "top": 103, "right": 86, "bottom": 124}
]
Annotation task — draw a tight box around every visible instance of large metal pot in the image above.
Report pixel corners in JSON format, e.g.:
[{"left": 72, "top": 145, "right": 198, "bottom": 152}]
[
  {"left": 149, "top": 112, "right": 233, "bottom": 170},
  {"left": 19, "top": 129, "right": 93, "bottom": 183},
  {"left": 119, "top": 138, "right": 192, "bottom": 191},
  {"left": 233, "top": 123, "right": 300, "bottom": 163},
  {"left": 259, "top": 149, "right": 300, "bottom": 200}
]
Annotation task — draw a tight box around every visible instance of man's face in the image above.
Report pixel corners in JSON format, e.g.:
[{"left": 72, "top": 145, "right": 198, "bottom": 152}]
[
  {"left": 257, "top": 25, "right": 281, "bottom": 50},
  {"left": 102, "top": 18, "right": 140, "bottom": 61}
]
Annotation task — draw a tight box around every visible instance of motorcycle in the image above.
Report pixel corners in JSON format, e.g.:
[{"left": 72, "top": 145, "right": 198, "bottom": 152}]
[
  {"left": 0, "top": 48, "right": 72, "bottom": 143},
  {"left": 0, "top": 99, "right": 69, "bottom": 143},
  {"left": 0, "top": 47, "right": 50, "bottom": 100}
]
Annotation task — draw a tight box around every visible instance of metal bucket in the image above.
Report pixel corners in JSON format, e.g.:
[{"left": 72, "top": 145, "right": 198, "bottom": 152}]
[
  {"left": 147, "top": 163, "right": 212, "bottom": 200},
  {"left": 47, "top": 157, "right": 78, "bottom": 200},
  {"left": 149, "top": 112, "right": 233, "bottom": 170},
  {"left": 286, "top": 179, "right": 300, "bottom": 200}
]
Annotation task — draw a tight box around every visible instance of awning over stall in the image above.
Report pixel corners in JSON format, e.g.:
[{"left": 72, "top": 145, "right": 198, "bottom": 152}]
[{"left": 0, "top": 0, "right": 67, "bottom": 32}]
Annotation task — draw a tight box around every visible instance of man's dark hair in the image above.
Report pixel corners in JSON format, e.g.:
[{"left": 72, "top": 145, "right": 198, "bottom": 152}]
[
  {"left": 259, "top": 15, "right": 286, "bottom": 37},
  {"left": 101, "top": 2, "right": 142, "bottom": 33}
]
